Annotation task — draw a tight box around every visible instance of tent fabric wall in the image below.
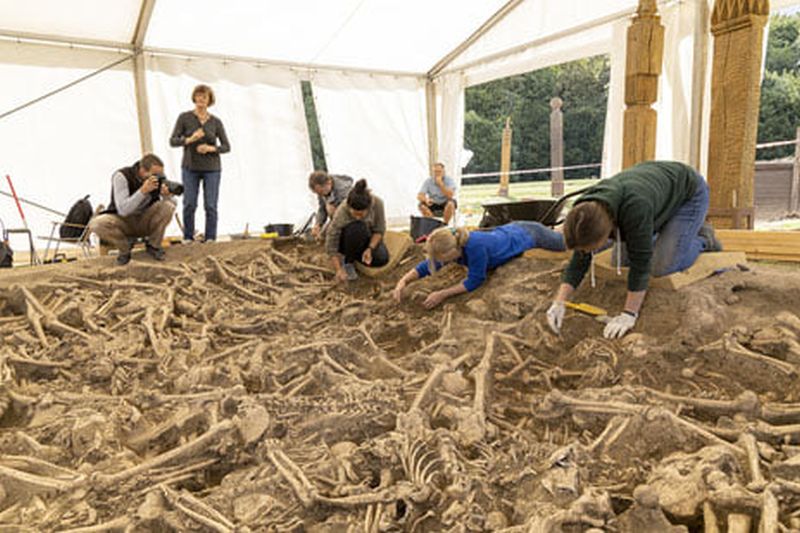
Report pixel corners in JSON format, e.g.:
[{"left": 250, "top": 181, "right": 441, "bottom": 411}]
[
  {"left": 145, "top": 54, "right": 315, "bottom": 238},
  {"left": 0, "top": 40, "right": 139, "bottom": 252},
  {"left": 436, "top": 72, "right": 466, "bottom": 190},
  {"left": 311, "top": 71, "right": 428, "bottom": 224},
  {"left": 601, "top": 19, "right": 628, "bottom": 179}
]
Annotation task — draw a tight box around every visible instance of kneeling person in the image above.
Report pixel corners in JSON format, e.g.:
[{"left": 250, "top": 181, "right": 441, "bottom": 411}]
[
  {"left": 90, "top": 153, "right": 176, "bottom": 265},
  {"left": 417, "top": 162, "right": 457, "bottom": 224},
  {"left": 326, "top": 179, "right": 389, "bottom": 282},
  {"left": 393, "top": 222, "right": 565, "bottom": 309}
]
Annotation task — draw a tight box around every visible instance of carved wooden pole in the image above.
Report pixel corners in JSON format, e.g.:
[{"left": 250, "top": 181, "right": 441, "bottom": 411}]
[
  {"left": 498, "top": 117, "right": 512, "bottom": 197},
  {"left": 622, "top": 0, "right": 664, "bottom": 169},
  {"left": 706, "top": 0, "right": 769, "bottom": 229},
  {"left": 550, "top": 97, "right": 564, "bottom": 197}
]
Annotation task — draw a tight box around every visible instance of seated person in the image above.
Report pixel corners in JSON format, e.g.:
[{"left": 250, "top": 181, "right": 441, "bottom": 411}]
[
  {"left": 417, "top": 162, "right": 457, "bottom": 224},
  {"left": 326, "top": 179, "right": 389, "bottom": 282},
  {"left": 393, "top": 221, "right": 565, "bottom": 309},
  {"left": 308, "top": 171, "right": 354, "bottom": 239},
  {"left": 546, "top": 160, "right": 722, "bottom": 339},
  {"left": 89, "top": 154, "right": 176, "bottom": 265}
]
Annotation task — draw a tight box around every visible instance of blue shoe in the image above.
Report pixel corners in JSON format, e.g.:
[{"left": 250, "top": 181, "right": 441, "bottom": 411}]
[{"left": 343, "top": 262, "right": 358, "bottom": 281}]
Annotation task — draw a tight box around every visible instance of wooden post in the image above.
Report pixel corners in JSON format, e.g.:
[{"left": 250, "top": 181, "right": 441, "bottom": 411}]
[
  {"left": 622, "top": 0, "right": 664, "bottom": 169},
  {"left": 706, "top": 0, "right": 770, "bottom": 229},
  {"left": 498, "top": 117, "right": 512, "bottom": 197},
  {"left": 550, "top": 97, "right": 564, "bottom": 197},
  {"left": 792, "top": 127, "right": 800, "bottom": 214}
]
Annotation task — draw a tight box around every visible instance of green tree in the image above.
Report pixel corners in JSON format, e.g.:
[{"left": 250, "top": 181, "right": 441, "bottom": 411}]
[
  {"left": 464, "top": 55, "right": 609, "bottom": 181},
  {"left": 758, "top": 14, "right": 800, "bottom": 160}
]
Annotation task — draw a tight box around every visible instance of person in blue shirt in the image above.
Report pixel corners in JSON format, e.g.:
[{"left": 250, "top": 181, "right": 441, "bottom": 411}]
[
  {"left": 417, "top": 162, "right": 457, "bottom": 224},
  {"left": 393, "top": 222, "right": 565, "bottom": 309}
]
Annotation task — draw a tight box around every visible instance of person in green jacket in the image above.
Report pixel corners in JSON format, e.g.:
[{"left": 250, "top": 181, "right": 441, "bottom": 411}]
[{"left": 546, "top": 161, "right": 721, "bottom": 339}]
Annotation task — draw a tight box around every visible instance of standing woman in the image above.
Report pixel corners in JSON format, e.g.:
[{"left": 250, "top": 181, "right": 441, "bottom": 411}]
[{"left": 170, "top": 84, "right": 230, "bottom": 242}]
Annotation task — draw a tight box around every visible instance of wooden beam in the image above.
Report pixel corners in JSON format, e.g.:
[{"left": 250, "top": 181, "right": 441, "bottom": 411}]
[
  {"left": 716, "top": 230, "right": 800, "bottom": 262},
  {"left": 622, "top": 0, "right": 664, "bottom": 169},
  {"left": 706, "top": 0, "right": 770, "bottom": 229},
  {"left": 427, "top": 0, "right": 526, "bottom": 78},
  {"left": 591, "top": 249, "right": 748, "bottom": 290},
  {"left": 498, "top": 117, "right": 512, "bottom": 197}
]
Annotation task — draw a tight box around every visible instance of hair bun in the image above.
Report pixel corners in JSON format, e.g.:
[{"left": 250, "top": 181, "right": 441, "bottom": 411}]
[{"left": 354, "top": 179, "right": 367, "bottom": 192}]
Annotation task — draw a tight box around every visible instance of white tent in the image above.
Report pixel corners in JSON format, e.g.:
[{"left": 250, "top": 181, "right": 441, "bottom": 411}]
[{"left": 0, "top": 0, "right": 795, "bottom": 249}]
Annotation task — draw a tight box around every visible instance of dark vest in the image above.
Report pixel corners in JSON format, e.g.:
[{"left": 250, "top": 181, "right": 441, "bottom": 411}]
[{"left": 105, "top": 162, "right": 155, "bottom": 215}]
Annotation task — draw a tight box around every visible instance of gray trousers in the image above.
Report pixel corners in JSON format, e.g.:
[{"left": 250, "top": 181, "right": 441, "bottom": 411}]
[{"left": 90, "top": 200, "right": 175, "bottom": 252}]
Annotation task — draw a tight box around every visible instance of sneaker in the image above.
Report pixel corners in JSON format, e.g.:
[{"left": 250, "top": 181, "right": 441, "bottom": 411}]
[
  {"left": 116, "top": 251, "right": 131, "bottom": 265},
  {"left": 182, "top": 238, "right": 195, "bottom": 245},
  {"left": 145, "top": 244, "right": 166, "bottom": 261},
  {"left": 698, "top": 222, "right": 723, "bottom": 252},
  {"left": 343, "top": 262, "right": 358, "bottom": 281}
]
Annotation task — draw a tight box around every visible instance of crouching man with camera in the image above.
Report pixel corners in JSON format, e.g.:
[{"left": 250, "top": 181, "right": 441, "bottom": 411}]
[{"left": 90, "top": 154, "right": 182, "bottom": 265}]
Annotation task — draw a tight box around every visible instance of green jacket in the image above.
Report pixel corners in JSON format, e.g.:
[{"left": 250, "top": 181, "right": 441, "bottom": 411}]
[{"left": 562, "top": 161, "right": 699, "bottom": 292}]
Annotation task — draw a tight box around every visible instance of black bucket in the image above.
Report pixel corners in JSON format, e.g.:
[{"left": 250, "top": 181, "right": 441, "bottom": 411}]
[
  {"left": 410, "top": 216, "right": 446, "bottom": 241},
  {"left": 264, "top": 223, "right": 294, "bottom": 236}
]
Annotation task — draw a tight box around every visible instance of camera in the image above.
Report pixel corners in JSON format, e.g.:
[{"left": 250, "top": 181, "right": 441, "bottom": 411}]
[{"left": 151, "top": 174, "right": 184, "bottom": 198}]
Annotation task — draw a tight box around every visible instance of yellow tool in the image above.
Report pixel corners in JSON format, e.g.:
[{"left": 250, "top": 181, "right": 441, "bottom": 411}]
[{"left": 565, "top": 301, "right": 607, "bottom": 317}]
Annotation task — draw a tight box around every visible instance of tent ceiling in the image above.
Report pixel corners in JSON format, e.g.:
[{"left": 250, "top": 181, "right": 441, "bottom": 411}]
[
  {"left": 145, "top": 0, "right": 509, "bottom": 73},
  {"left": 0, "top": 0, "right": 142, "bottom": 45},
  {"left": 0, "top": 0, "right": 511, "bottom": 74}
]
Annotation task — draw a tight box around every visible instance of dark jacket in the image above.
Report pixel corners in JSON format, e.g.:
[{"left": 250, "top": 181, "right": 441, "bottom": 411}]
[
  {"left": 563, "top": 160, "right": 700, "bottom": 292},
  {"left": 106, "top": 162, "right": 155, "bottom": 215},
  {"left": 169, "top": 111, "right": 230, "bottom": 172}
]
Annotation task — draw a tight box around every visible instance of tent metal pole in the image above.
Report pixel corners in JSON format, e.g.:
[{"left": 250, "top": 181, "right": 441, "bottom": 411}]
[
  {"left": 143, "top": 46, "right": 425, "bottom": 79},
  {"left": 425, "top": 80, "right": 438, "bottom": 172},
  {"left": 132, "top": 0, "right": 157, "bottom": 153},
  {"left": 427, "top": 0, "right": 526, "bottom": 79},
  {"left": 0, "top": 29, "right": 131, "bottom": 51}
]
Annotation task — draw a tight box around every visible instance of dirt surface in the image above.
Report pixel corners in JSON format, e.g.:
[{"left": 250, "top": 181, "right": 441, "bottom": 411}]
[{"left": 1, "top": 238, "right": 800, "bottom": 532}]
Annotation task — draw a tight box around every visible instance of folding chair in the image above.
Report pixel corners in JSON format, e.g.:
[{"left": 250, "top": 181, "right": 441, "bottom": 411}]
[{"left": 39, "top": 220, "right": 94, "bottom": 263}]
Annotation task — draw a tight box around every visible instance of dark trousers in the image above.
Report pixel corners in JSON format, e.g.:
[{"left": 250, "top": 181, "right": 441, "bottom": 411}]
[
  {"left": 339, "top": 221, "right": 389, "bottom": 266},
  {"left": 182, "top": 168, "right": 221, "bottom": 241}
]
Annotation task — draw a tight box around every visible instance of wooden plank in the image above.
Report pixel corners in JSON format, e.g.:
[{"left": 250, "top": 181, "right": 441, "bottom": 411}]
[
  {"left": 592, "top": 249, "right": 747, "bottom": 290},
  {"left": 717, "top": 230, "right": 800, "bottom": 262},
  {"left": 523, "top": 249, "right": 570, "bottom": 261}
]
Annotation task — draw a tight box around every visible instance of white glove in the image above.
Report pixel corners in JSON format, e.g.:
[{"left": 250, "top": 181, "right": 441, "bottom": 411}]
[
  {"left": 603, "top": 312, "right": 637, "bottom": 339},
  {"left": 546, "top": 301, "right": 566, "bottom": 334}
]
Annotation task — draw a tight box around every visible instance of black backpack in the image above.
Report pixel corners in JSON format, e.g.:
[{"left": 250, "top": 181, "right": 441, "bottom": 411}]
[{"left": 60, "top": 195, "right": 93, "bottom": 240}]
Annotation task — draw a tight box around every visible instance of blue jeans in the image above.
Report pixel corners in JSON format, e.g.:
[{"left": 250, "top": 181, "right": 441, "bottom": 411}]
[
  {"left": 182, "top": 169, "right": 221, "bottom": 241},
  {"left": 512, "top": 221, "right": 566, "bottom": 251},
  {"left": 612, "top": 173, "right": 710, "bottom": 276},
  {"left": 650, "top": 174, "right": 710, "bottom": 276}
]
